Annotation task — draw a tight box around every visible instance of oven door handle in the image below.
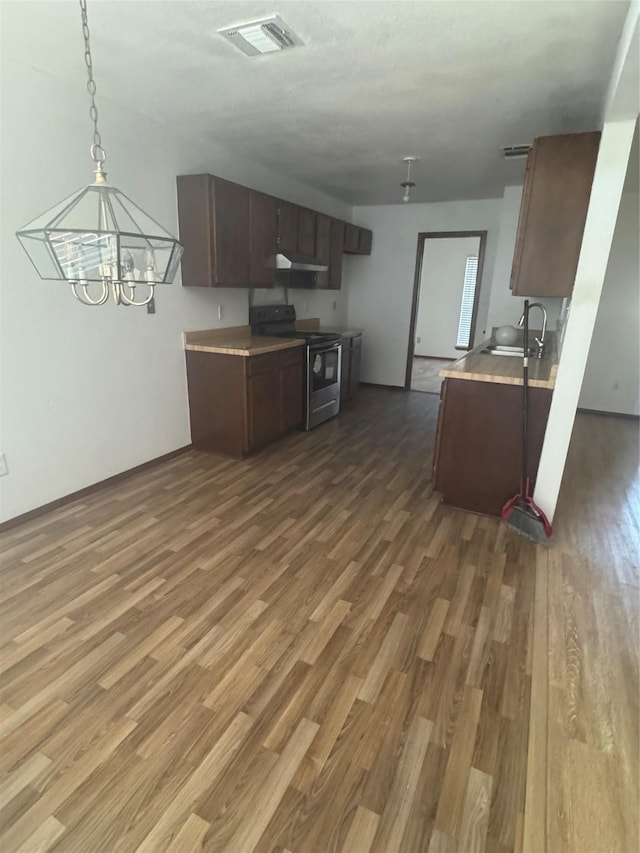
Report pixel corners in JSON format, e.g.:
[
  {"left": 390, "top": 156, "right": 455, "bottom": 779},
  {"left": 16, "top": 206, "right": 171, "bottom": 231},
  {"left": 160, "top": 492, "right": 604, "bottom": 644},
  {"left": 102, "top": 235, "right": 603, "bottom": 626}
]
[{"left": 308, "top": 340, "right": 341, "bottom": 353}]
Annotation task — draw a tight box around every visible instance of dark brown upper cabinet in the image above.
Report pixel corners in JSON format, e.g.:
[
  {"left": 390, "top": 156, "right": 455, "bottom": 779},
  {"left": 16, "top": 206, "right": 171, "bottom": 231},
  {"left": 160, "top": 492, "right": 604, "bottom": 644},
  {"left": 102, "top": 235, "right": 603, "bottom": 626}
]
[
  {"left": 314, "top": 214, "right": 332, "bottom": 289},
  {"left": 343, "top": 223, "right": 360, "bottom": 254},
  {"left": 343, "top": 223, "right": 372, "bottom": 256},
  {"left": 249, "top": 191, "right": 277, "bottom": 288},
  {"left": 176, "top": 174, "right": 250, "bottom": 287},
  {"left": 177, "top": 173, "right": 373, "bottom": 289},
  {"left": 297, "top": 207, "right": 317, "bottom": 256},
  {"left": 278, "top": 201, "right": 298, "bottom": 253},
  {"left": 358, "top": 228, "right": 373, "bottom": 255},
  {"left": 510, "top": 131, "right": 600, "bottom": 298},
  {"left": 329, "top": 220, "right": 345, "bottom": 290}
]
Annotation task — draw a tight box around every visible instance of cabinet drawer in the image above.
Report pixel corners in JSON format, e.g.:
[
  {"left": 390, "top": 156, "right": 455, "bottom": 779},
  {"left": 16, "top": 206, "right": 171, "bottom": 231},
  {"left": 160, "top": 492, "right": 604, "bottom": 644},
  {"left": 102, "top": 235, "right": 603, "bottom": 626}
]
[
  {"left": 279, "top": 346, "right": 304, "bottom": 368},
  {"left": 246, "top": 352, "right": 280, "bottom": 377}
]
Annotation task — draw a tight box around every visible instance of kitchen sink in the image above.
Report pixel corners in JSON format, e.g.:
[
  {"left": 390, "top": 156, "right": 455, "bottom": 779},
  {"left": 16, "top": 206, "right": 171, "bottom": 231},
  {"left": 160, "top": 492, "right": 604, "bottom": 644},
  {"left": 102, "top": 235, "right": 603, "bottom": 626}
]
[{"left": 481, "top": 345, "right": 535, "bottom": 358}]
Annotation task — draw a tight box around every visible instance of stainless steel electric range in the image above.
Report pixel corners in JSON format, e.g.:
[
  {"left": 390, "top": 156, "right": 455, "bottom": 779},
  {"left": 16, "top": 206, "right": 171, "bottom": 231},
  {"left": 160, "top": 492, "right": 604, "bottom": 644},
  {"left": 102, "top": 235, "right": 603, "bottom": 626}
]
[{"left": 249, "top": 305, "right": 342, "bottom": 430}]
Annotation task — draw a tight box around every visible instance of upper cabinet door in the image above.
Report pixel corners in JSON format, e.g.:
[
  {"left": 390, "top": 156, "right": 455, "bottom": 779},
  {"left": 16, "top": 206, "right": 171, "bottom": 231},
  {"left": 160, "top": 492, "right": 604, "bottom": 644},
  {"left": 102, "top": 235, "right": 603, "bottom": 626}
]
[
  {"left": 329, "top": 220, "right": 345, "bottom": 290},
  {"left": 511, "top": 132, "right": 600, "bottom": 298},
  {"left": 297, "top": 208, "right": 317, "bottom": 256},
  {"left": 249, "top": 191, "right": 277, "bottom": 288},
  {"left": 176, "top": 174, "right": 250, "bottom": 287},
  {"left": 278, "top": 202, "right": 298, "bottom": 253},
  {"left": 176, "top": 174, "right": 215, "bottom": 287},
  {"left": 343, "top": 223, "right": 360, "bottom": 254},
  {"left": 213, "top": 178, "right": 251, "bottom": 285},
  {"left": 358, "top": 228, "right": 372, "bottom": 255},
  {"left": 314, "top": 214, "right": 332, "bottom": 289}
]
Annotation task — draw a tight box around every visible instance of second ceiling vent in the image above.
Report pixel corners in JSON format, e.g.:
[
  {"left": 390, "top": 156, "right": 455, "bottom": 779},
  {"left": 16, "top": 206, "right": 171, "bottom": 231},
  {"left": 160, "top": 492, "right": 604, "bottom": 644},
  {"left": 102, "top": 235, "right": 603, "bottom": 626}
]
[
  {"left": 502, "top": 144, "right": 532, "bottom": 159},
  {"left": 218, "top": 16, "right": 304, "bottom": 57}
]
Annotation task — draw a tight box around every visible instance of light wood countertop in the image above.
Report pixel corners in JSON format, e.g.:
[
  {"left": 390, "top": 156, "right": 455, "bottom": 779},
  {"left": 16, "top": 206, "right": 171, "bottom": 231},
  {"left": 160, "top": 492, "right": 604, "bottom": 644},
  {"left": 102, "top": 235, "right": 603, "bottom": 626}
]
[
  {"left": 440, "top": 332, "right": 558, "bottom": 389},
  {"left": 296, "top": 318, "right": 363, "bottom": 337},
  {"left": 183, "top": 326, "right": 305, "bottom": 357}
]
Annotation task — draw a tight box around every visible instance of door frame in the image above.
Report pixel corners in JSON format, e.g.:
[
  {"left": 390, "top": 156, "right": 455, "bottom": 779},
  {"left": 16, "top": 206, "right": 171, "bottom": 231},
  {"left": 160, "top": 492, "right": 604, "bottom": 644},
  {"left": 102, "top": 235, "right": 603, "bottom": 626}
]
[{"left": 404, "top": 230, "right": 487, "bottom": 390}]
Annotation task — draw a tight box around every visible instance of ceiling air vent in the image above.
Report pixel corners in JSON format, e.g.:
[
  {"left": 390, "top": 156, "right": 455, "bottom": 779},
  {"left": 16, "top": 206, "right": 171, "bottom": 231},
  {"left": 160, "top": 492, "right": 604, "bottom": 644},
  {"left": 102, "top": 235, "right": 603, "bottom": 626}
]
[
  {"left": 218, "top": 16, "right": 304, "bottom": 57},
  {"left": 502, "top": 144, "right": 531, "bottom": 159}
]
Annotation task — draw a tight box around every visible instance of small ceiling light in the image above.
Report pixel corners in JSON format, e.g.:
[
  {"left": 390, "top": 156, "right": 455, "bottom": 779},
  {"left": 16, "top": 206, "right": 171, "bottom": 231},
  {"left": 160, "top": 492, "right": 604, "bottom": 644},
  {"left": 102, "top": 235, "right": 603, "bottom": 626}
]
[
  {"left": 400, "top": 156, "right": 417, "bottom": 203},
  {"left": 16, "top": 0, "right": 183, "bottom": 307}
]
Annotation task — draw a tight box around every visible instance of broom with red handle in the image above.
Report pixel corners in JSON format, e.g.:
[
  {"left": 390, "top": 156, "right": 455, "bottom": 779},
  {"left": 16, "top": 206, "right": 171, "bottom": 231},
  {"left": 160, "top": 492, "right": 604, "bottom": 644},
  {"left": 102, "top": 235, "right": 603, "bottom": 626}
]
[{"left": 501, "top": 299, "right": 552, "bottom": 544}]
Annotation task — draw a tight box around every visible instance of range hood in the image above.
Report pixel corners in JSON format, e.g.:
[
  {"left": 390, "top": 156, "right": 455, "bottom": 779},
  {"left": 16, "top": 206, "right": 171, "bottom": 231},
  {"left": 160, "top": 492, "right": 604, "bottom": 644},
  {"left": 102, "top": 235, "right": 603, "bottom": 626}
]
[{"left": 275, "top": 252, "right": 328, "bottom": 273}]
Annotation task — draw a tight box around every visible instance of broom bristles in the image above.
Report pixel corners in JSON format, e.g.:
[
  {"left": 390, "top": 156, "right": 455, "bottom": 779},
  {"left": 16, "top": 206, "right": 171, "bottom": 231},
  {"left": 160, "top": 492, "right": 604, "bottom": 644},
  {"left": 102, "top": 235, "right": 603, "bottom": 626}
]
[{"left": 505, "top": 505, "right": 551, "bottom": 546}]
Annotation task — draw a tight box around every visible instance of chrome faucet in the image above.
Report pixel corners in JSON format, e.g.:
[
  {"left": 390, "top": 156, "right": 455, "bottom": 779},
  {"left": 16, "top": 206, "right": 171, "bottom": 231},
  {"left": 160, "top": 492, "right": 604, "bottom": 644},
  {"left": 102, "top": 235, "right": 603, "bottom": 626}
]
[{"left": 518, "top": 302, "right": 547, "bottom": 358}]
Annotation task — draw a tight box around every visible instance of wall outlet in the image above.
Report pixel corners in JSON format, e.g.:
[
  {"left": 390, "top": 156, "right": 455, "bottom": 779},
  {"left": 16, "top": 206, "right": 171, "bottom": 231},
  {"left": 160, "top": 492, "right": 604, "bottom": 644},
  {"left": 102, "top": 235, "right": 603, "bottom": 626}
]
[
  {"left": 416, "top": 336, "right": 421, "bottom": 344},
  {"left": 217, "top": 304, "right": 224, "bottom": 321},
  {"left": 0, "top": 452, "right": 8, "bottom": 477},
  {"left": 333, "top": 300, "right": 337, "bottom": 311}
]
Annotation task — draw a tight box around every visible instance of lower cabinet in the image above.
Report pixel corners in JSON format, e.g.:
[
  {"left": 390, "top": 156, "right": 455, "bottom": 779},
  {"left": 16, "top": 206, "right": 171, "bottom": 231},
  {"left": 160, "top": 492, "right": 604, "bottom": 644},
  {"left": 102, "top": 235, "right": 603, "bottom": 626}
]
[
  {"left": 340, "top": 333, "right": 362, "bottom": 404},
  {"left": 349, "top": 335, "right": 362, "bottom": 399},
  {"left": 433, "top": 377, "right": 552, "bottom": 517},
  {"left": 340, "top": 345, "right": 350, "bottom": 403},
  {"left": 247, "top": 370, "right": 281, "bottom": 450},
  {"left": 280, "top": 357, "right": 304, "bottom": 432},
  {"left": 185, "top": 346, "right": 304, "bottom": 457}
]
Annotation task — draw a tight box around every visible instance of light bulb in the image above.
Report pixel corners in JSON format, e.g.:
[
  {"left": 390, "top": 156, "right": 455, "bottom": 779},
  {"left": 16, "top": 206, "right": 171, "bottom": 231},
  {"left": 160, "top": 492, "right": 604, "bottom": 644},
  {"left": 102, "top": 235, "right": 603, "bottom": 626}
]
[
  {"left": 122, "top": 250, "right": 136, "bottom": 283},
  {"left": 145, "top": 248, "right": 157, "bottom": 283},
  {"left": 403, "top": 189, "right": 411, "bottom": 203}
]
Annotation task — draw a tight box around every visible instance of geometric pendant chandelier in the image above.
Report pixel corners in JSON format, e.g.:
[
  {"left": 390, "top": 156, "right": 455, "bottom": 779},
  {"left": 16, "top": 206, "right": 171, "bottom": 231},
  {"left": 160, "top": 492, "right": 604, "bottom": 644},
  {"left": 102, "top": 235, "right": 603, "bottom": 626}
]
[{"left": 16, "top": 0, "right": 183, "bottom": 307}]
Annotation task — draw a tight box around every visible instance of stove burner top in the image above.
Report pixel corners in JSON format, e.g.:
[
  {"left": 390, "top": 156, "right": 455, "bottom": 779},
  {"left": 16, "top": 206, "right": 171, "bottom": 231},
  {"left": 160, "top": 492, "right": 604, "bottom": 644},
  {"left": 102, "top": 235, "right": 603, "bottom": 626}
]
[
  {"left": 285, "top": 331, "right": 341, "bottom": 343},
  {"left": 249, "top": 305, "right": 341, "bottom": 345}
]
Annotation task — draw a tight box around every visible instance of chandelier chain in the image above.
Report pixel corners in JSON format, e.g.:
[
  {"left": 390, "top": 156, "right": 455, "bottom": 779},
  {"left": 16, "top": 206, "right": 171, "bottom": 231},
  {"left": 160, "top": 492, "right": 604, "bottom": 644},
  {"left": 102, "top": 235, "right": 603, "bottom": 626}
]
[{"left": 80, "top": 0, "right": 105, "bottom": 165}]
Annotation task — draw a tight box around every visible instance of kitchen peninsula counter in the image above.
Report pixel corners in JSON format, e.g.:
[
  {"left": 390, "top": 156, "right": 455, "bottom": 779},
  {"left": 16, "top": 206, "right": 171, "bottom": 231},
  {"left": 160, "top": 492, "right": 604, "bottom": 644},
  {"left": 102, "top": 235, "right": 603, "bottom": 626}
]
[
  {"left": 440, "top": 333, "right": 558, "bottom": 389},
  {"left": 433, "top": 332, "right": 557, "bottom": 517},
  {"left": 183, "top": 326, "right": 304, "bottom": 357}
]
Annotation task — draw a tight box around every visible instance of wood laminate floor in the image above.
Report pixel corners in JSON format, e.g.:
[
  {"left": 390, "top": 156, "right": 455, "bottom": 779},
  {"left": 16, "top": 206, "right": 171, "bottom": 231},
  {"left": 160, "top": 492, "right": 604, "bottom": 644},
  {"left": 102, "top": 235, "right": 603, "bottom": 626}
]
[
  {"left": 526, "top": 412, "right": 639, "bottom": 853},
  {"left": 410, "top": 358, "right": 452, "bottom": 395},
  {"left": 0, "top": 390, "right": 637, "bottom": 852}
]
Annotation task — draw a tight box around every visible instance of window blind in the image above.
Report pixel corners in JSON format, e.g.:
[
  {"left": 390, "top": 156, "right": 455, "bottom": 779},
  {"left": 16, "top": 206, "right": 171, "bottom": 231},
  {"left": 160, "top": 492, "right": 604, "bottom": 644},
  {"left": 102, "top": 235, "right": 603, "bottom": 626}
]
[{"left": 456, "top": 255, "right": 479, "bottom": 348}]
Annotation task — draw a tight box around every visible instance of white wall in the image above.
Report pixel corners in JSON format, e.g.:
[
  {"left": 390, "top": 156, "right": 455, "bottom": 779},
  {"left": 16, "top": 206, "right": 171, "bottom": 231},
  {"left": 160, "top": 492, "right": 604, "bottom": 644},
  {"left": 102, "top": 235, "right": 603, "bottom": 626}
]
[
  {"left": 535, "top": 118, "right": 637, "bottom": 519},
  {"left": 345, "top": 199, "right": 502, "bottom": 386},
  {"left": 578, "top": 188, "right": 640, "bottom": 415},
  {"left": 485, "top": 184, "right": 564, "bottom": 331},
  {"left": 0, "top": 57, "right": 351, "bottom": 522},
  {"left": 251, "top": 285, "right": 347, "bottom": 327},
  {"left": 414, "top": 236, "right": 481, "bottom": 358},
  {"left": 534, "top": 1, "right": 639, "bottom": 522}
]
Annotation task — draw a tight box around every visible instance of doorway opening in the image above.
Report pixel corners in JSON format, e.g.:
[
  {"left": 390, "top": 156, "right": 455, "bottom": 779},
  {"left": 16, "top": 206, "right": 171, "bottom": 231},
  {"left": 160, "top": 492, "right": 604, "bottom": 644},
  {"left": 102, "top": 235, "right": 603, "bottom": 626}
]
[{"left": 405, "top": 231, "right": 487, "bottom": 393}]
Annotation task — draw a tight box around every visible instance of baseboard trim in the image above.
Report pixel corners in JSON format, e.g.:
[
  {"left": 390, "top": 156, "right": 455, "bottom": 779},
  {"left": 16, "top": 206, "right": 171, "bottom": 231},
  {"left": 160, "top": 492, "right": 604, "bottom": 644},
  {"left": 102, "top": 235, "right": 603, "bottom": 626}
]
[
  {"left": 0, "top": 445, "right": 192, "bottom": 533},
  {"left": 360, "top": 382, "right": 406, "bottom": 391},
  {"left": 413, "top": 355, "right": 456, "bottom": 361},
  {"left": 577, "top": 407, "right": 639, "bottom": 420}
]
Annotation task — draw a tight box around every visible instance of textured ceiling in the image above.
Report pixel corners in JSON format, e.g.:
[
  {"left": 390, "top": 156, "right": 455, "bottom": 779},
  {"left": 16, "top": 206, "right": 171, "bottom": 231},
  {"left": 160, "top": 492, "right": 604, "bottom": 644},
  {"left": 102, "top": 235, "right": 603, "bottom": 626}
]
[{"left": 1, "top": 0, "right": 630, "bottom": 204}]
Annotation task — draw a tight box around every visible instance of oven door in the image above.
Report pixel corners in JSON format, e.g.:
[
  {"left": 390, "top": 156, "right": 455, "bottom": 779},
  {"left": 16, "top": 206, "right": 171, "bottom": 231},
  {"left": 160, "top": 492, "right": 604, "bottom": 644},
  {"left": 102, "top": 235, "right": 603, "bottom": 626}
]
[{"left": 306, "top": 341, "right": 342, "bottom": 429}]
